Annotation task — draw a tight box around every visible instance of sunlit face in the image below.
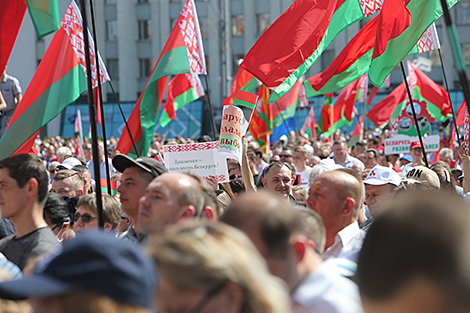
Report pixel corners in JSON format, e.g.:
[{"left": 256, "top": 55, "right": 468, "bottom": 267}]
[
  {"left": 0, "top": 168, "right": 29, "bottom": 219},
  {"left": 51, "top": 177, "right": 80, "bottom": 198},
  {"left": 73, "top": 204, "right": 98, "bottom": 234},
  {"left": 117, "top": 167, "right": 152, "bottom": 221},
  {"left": 364, "top": 184, "right": 396, "bottom": 217},
  {"left": 333, "top": 143, "right": 348, "bottom": 163},
  {"left": 292, "top": 151, "right": 305, "bottom": 169},
  {"left": 364, "top": 152, "right": 378, "bottom": 169},
  {"left": 262, "top": 165, "right": 294, "bottom": 196}
]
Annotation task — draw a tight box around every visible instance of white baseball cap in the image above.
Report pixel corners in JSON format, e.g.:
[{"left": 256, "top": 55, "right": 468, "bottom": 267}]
[
  {"left": 57, "top": 157, "right": 82, "bottom": 170},
  {"left": 364, "top": 165, "right": 401, "bottom": 187}
]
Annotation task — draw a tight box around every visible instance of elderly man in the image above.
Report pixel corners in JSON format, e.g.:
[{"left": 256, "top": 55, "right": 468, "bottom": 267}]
[
  {"left": 361, "top": 165, "right": 401, "bottom": 231},
  {"left": 113, "top": 155, "right": 168, "bottom": 243},
  {"left": 222, "top": 192, "right": 364, "bottom": 313},
  {"left": 307, "top": 170, "right": 365, "bottom": 260},
  {"left": 137, "top": 172, "right": 206, "bottom": 235},
  {"left": 331, "top": 140, "right": 364, "bottom": 169}
]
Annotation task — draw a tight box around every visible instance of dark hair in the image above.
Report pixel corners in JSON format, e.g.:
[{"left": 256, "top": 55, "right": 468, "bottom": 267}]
[
  {"left": 0, "top": 154, "right": 49, "bottom": 205},
  {"left": 365, "top": 149, "right": 379, "bottom": 159},
  {"left": 72, "top": 164, "right": 91, "bottom": 174},
  {"left": 262, "top": 161, "right": 295, "bottom": 179},
  {"left": 229, "top": 178, "right": 246, "bottom": 194},
  {"left": 44, "top": 192, "right": 72, "bottom": 225},
  {"left": 357, "top": 190, "right": 470, "bottom": 308}
]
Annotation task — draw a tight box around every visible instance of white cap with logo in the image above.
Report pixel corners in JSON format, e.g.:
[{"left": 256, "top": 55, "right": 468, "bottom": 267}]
[{"left": 364, "top": 165, "right": 401, "bottom": 187}]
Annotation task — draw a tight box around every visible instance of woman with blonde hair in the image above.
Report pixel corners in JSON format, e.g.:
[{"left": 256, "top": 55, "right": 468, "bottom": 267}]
[{"left": 149, "top": 220, "right": 291, "bottom": 313}]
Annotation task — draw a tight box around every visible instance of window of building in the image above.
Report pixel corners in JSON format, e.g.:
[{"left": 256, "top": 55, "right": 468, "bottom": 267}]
[
  {"left": 105, "top": 0, "right": 116, "bottom": 4},
  {"left": 199, "top": 18, "right": 209, "bottom": 39},
  {"left": 457, "top": 0, "right": 470, "bottom": 24},
  {"left": 139, "top": 58, "right": 153, "bottom": 77},
  {"left": 462, "top": 43, "right": 470, "bottom": 66},
  {"left": 321, "top": 50, "right": 335, "bottom": 70},
  {"left": 232, "top": 15, "right": 245, "bottom": 36},
  {"left": 138, "top": 20, "right": 151, "bottom": 39},
  {"left": 106, "top": 20, "right": 117, "bottom": 41},
  {"left": 257, "top": 13, "right": 270, "bottom": 34},
  {"left": 107, "top": 58, "right": 119, "bottom": 80},
  {"left": 137, "top": 0, "right": 150, "bottom": 3}
]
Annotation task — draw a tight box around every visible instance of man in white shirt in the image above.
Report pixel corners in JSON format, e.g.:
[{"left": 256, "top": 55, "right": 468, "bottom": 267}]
[
  {"left": 87, "top": 141, "right": 116, "bottom": 181},
  {"left": 307, "top": 169, "right": 365, "bottom": 260},
  {"left": 332, "top": 140, "right": 364, "bottom": 169},
  {"left": 222, "top": 191, "right": 364, "bottom": 313}
]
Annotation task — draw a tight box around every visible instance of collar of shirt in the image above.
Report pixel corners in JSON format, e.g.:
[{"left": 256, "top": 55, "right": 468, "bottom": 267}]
[{"left": 323, "top": 222, "right": 362, "bottom": 259}]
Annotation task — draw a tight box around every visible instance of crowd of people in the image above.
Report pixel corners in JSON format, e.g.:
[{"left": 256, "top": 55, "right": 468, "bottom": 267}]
[{"left": 0, "top": 124, "right": 467, "bottom": 313}]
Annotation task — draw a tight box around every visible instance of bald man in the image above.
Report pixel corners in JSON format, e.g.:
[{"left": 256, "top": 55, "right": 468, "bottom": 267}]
[
  {"left": 137, "top": 172, "right": 206, "bottom": 235},
  {"left": 307, "top": 170, "right": 365, "bottom": 260}
]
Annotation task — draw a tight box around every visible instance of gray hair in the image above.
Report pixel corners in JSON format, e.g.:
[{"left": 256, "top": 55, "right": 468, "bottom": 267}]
[
  {"left": 309, "top": 164, "right": 331, "bottom": 182},
  {"left": 439, "top": 148, "right": 453, "bottom": 160}
]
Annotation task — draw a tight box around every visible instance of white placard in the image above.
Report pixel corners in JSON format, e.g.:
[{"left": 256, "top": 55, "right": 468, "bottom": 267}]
[
  {"left": 384, "top": 135, "right": 439, "bottom": 154},
  {"left": 163, "top": 141, "right": 229, "bottom": 183}
]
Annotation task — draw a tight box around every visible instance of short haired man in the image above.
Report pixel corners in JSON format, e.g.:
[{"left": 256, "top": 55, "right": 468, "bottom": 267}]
[
  {"left": 137, "top": 173, "right": 206, "bottom": 235},
  {"left": 254, "top": 148, "right": 269, "bottom": 173},
  {"left": 307, "top": 170, "right": 365, "bottom": 260},
  {"left": 228, "top": 160, "right": 241, "bottom": 179},
  {"left": 293, "top": 146, "right": 312, "bottom": 190},
  {"left": 363, "top": 149, "right": 379, "bottom": 169},
  {"left": 262, "top": 162, "right": 305, "bottom": 206},
  {"left": 113, "top": 155, "right": 167, "bottom": 243},
  {"left": 351, "top": 142, "right": 366, "bottom": 158},
  {"left": 331, "top": 140, "right": 364, "bottom": 169},
  {"left": 366, "top": 138, "right": 379, "bottom": 149},
  {"left": 51, "top": 169, "right": 85, "bottom": 198},
  {"left": 279, "top": 148, "right": 294, "bottom": 165},
  {"left": 0, "top": 154, "right": 59, "bottom": 269},
  {"left": 402, "top": 141, "right": 425, "bottom": 172},
  {"left": 87, "top": 141, "right": 116, "bottom": 181},
  {"left": 361, "top": 165, "right": 401, "bottom": 231},
  {"left": 72, "top": 165, "right": 93, "bottom": 194},
  {"left": 222, "top": 192, "right": 364, "bottom": 313},
  {"left": 357, "top": 191, "right": 470, "bottom": 313}
]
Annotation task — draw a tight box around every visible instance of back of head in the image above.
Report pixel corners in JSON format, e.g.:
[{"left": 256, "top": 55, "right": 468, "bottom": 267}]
[
  {"left": 332, "top": 169, "right": 364, "bottom": 217},
  {"left": 149, "top": 220, "right": 290, "bottom": 313},
  {"left": 44, "top": 193, "right": 72, "bottom": 225},
  {"left": 221, "top": 191, "right": 315, "bottom": 258},
  {"left": 54, "top": 169, "right": 85, "bottom": 190},
  {"left": 357, "top": 190, "right": 470, "bottom": 311},
  {"left": 0, "top": 154, "right": 49, "bottom": 205}
]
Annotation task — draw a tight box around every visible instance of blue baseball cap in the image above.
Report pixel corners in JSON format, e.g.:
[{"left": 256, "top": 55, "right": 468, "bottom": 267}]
[
  {"left": 0, "top": 232, "right": 157, "bottom": 308},
  {"left": 399, "top": 155, "right": 413, "bottom": 162}
]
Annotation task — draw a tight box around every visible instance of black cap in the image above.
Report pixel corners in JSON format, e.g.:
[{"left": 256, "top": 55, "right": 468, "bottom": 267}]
[
  {"left": 112, "top": 154, "right": 167, "bottom": 178},
  {"left": 0, "top": 232, "right": 156, "bottom": 308}
]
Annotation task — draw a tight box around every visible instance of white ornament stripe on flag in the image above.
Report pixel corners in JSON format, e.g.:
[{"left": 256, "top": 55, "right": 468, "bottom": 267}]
[
  {"left": 178, "top": 0, "right": 207, "bottom": 74},
  {"left": 61, "top": 1, "right": 110, "bottom": 88},
  {"left": 417, "top": 23, "right": 440, "bottom": 53},
  {"left": 187, "top": 73, "right": 205, "bottom": 97}
]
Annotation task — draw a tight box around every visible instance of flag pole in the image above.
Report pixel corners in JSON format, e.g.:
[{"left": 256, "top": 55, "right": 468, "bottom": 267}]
[
  {"left": 400, "top": 61, "right": 429, "bottom": 167},
  {"left": 439, "top": 0, "right": 470, "bottom": 119},
  {"left": 108, "top": 81, "right": 140, "bottom": 158},
  {"left": 78, "top": 0, "right": 105, "bottom": 228},
  {"left": 203, "top": 75, "right": 217, "bottom": 140},
  {"left": 438, "top": 47, "right": 461, "bottom": 146},
  {"left": 363, "top": 87, "right": 368, "bottom": 141},
  {"left": 330, "top": 97, "right": 334, "bottom": 140},
  {"left": 89, "top": 0, "right": 112, "bottom": 195}
]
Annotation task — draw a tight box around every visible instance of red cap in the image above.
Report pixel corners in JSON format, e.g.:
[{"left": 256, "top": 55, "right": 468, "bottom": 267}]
[{"left": 410, "top": 140, "right": 421, "bottom": 149}]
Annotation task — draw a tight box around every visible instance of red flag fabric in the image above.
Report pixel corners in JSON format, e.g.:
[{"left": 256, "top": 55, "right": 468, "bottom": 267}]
[
  {"left": 367, "top": 86, "right": 379, "bottom": 106},
  {"left": 223, "top": 68, "right": 257, "bottom": 106},
  {"left": 367, "top": 82, "right": 407, "bottom": 128},
  {"left": 334, "top": 75, "right": 365, "bottom": 123},
  {"left": 457, "top": 100, "right": 467, "bottom": 126},
  {"left": 0, "top": 0, "right": 27, "bottom": 74}
]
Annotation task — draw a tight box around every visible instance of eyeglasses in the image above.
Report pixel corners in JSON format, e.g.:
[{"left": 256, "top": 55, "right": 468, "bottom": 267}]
[
  {"left": 185, "top": 282, "right": 227, "bottom": 313},
  {"left": 49, "top": 169, "right": 56, "bottom": 173},
  {"left": 279, "top": 154, "right": 292, "bottom": 158},
  {"left": 73, "top": 213, "right": 97, "bottom": 223}
]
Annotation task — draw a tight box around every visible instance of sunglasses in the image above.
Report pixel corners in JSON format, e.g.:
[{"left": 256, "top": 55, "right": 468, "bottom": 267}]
[
  {"left": 279, "top": 154, "right": 292, "bottom": 158},
  {"left": 73, "top": 213, "right": 97, "bottom": 223}
]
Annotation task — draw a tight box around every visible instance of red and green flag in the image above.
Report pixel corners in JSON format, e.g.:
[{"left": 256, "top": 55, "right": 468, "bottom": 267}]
[
  {"left": 301, "top": 107, "right": 316, "bottom": 139},
  {"left": 234, "top": 89, "right": 259, "bottom": 110},
  {"left": 26, "top": 0, "right": 60, "bottom": 38},
  {"left": 223, "top": 68, "right": 259, "bottom": 106},
  {"left": 350, "top": 113, "right": 364, "bottom": 144},
  {"left": 369, "top": 0, "right": 458, "bottom": 87},
  {"left": 100, "top": 178, "right": 117, "bottom": 195},
  {"left": 456, "top": 100, "right": 466, "bottom": 126},
  {"left": 241, "top": 0, "right": 384, "bottom": 103},
  {"left": 249, "top": 85, "right": 272, "bottom": 153},
  {"left": 318, "top": 94, "right": 337, "bottom": 137},
  {"left": 367, "top": 82, "right": 407, "bottom": 129},
  {"left": 272, "top": 78, "right": 304, "bottom": 128},
  {"left": 0, "top": 1, "right": 110, "bottom": 159},
  {"left": 159, "top": 73, "right": 205, "bottom": 127},
  {"left": 117, "top": 0, "right": 206, "bottom": 159},
  {"left": 0, "top": 0, "right": 27, "bottom": 74},
  {"left": 304, "top": 16, "right": 378, "bottom": 98}
]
